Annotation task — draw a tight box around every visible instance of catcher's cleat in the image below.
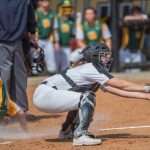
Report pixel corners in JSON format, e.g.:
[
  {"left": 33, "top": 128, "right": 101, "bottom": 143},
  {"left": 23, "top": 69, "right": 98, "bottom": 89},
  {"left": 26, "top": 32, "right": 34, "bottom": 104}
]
[
  {"left": 73, "top": 133, "right": 102, "bottom": 146},
  {"left": 59, "top": 126, "right": 74, "bottom": 140}
]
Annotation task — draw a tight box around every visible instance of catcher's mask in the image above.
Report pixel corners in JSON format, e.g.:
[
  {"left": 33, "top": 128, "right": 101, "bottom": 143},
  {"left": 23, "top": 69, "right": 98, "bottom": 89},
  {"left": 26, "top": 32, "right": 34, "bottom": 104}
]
[
  {"left": 80, "top": 42, "right": 113, "bottom": 72},
  {"left": 30, "top": 43, "right": 45, "bottom": 73},
  {"left": 58, "top": 0, "right": 74, "bottom": 16}
]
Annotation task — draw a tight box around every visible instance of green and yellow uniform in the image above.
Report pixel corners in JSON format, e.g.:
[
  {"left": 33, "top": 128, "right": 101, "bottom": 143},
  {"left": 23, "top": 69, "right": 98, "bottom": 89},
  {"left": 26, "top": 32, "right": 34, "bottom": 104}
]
[
  {"left": 0, "top": 79, "right": 20, "bottom": 118},
  {"left": 82, "top": 20, "right": 103, "bottom": 45},
  {"left": 57, "top": 17, "right": 74, "bottom": 46},
  {"left": 122, "top": 26, "right": 143, "bottom": 52},
  {"left": 36, "top": 10, "right": 56, "bottom": 39}
]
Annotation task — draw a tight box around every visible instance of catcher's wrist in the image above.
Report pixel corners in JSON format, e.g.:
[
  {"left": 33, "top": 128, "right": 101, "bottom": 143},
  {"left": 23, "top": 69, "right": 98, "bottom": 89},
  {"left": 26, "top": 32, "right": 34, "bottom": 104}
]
[
  {"left": 144, "top": 85, "right": 150, "bottom": 93},
  {"left": 145, "top": 93, "right": 150, "bottom": 100}
]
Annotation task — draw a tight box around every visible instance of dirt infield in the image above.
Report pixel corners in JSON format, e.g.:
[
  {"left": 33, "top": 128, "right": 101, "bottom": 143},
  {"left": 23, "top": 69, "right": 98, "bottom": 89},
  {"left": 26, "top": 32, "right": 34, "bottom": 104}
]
[{"left": 1, "top": 73, "right": 150, "bottom": 150}]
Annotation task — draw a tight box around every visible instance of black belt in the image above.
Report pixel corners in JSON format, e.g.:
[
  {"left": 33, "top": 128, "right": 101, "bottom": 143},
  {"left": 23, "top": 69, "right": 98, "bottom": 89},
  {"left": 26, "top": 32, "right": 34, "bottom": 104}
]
[{"left": 41, "top": 81, "right": 57, "bottom": 90}]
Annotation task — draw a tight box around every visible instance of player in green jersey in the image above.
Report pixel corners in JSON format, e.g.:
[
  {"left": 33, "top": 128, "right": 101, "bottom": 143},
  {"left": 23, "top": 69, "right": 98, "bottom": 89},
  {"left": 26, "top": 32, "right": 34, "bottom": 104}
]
[
  {"left": 54, "top": 0, "right": 75, "bottom": 72},
  {"left": 120, "top": 6, "right": 148, "bottom": 73},
  {"left": 71, "top": 7, "right": 112, "bottom": 63}
]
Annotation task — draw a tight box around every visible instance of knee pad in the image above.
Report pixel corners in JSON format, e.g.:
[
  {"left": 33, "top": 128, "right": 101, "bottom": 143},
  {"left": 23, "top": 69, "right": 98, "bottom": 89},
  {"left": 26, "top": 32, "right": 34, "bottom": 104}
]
[
  {"left": 79, "top": 91, "right": 96, "bottom": 109},
  {"left": 74, "top": 91, "right": 96, "bottom": 137}
]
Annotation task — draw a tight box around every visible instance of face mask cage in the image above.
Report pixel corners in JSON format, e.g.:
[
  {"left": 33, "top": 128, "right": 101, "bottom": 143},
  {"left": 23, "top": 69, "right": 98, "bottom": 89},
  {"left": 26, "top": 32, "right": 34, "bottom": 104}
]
[
  {"left": 31, "top": 46, "right": 45, "bottom": 73},
  {"left": 98, "top": 51, "right": 113, "bottom": 71}
]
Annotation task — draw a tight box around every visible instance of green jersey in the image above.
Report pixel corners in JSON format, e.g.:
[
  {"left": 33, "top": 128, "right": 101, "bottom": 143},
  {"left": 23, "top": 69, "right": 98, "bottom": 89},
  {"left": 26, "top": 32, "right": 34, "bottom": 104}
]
[
  {"left": 36, "top": 10, "right": 55, "bottom": 39},
  {"left": 126, "top": 26, "right": 143, "bottom": 52},
  {"left": 82, "top": 20, "right": 103, "bottom": 45},
  {"left": 57, "top": 17, "right": 74, "bottom": 46}
]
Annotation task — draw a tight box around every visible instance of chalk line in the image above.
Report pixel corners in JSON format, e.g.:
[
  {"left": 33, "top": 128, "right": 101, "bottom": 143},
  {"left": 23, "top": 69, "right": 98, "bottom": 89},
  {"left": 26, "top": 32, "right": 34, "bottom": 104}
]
[
  {"left": 0, "top": 141, "right": 13, "bottom": 145},
  {"left": 99, "top": 125, "right": 150, "bottom": 131}
]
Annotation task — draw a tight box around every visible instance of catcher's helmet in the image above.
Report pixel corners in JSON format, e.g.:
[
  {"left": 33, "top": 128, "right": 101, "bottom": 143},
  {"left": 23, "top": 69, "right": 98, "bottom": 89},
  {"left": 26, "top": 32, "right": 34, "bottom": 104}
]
[
  {"left": 80, "top": 42, "right": 113, "bottom": 71},
  {"left": 30, "top": 43, "right": 45, "bottom": 74}
]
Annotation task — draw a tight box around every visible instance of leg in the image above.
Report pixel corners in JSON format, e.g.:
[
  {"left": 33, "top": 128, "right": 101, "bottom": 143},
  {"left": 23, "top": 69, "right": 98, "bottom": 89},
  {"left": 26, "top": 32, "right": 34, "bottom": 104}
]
[
  {"left": 10, "top": 40, "right": 28, "bottom": 111},
  {"left": 43, "top": 40, "right": 57, "bottom": 74},
  {"left": 33, "top": 84, "right": 81, "bottom": 113},
  {"left": 17, "top": 110, "right": 28, "bottom": 132},
  {"left": 33, "top": 85, "right": 101, "bottom": 146},
  {"left": 59, "top": 110, "right": 78, "bottom": 139},
  {"left": 60, "top": 47, "right": 71, "bottom": 71},
  {"left": 61, "top": 110, "right": 78, "bottom": 132},
  {"left": 0, "top": 42, "right": 14, "bottom": 93},
  {"left": 6, "top": 99, "right": 27, "bottom": 132},
  {"left": 73, "top": 91, "right": 101, "bottom": 146},
  {"left": 55, "top": 50, "right": 61, "bottom": 73},
  {"left": 74, "top": 91, "right": 96, "bottom": 137},
  {"left": 130, "top": 50, "right": 142, "bottom": 73}
]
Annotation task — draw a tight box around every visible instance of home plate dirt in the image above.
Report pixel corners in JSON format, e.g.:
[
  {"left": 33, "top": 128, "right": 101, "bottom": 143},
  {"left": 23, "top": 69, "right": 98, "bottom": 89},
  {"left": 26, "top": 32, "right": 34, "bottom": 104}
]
[{"left": 1, "top": 75, "right": 150, "bottom": 150}]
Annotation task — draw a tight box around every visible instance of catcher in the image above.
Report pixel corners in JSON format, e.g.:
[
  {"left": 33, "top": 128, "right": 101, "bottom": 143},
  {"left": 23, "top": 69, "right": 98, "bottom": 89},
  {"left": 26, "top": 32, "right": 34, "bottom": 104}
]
[
  {"left": 0, "top": 77, "right": 27, "bottom": 132},
  {"left": 33, "top": 42, "right": 150, "bottom": 146}
]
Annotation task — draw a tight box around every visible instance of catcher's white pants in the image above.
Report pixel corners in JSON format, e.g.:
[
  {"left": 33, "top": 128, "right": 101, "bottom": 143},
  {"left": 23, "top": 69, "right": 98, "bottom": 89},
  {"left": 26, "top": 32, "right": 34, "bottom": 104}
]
[{"left": 33, "top": 84, "right": 81, "bottom": 113}]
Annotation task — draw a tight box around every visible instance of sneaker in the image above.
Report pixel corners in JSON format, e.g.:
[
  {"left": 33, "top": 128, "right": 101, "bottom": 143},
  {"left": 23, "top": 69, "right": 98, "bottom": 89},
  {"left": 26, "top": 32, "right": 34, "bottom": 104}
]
[
  {"left": 73, "top": 133, "right": 102, "bottom": 146},
  {"left": 59, "top": 126, "right": 73, "bottom": 140}
]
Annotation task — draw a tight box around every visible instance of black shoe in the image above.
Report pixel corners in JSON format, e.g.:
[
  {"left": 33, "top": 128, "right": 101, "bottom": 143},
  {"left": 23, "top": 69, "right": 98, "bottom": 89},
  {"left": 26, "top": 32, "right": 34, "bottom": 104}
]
[{"left": 24, "top": 111, "right": 37, "bottom": 122}]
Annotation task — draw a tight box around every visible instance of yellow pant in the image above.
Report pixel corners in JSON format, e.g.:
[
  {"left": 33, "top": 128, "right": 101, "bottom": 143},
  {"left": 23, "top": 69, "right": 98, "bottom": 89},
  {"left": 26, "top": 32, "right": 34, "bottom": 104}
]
[{"left": 0, "top": 80, "right": 20, "bottom": 117}]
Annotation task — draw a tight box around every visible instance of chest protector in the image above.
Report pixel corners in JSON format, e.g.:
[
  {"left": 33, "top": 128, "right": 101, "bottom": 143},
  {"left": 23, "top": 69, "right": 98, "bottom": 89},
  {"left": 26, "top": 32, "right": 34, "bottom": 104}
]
[
  {"left": 58, "top": 17, "right": 74, "bottom": 46},
  {"left": 61, "top": 64, "right": 113, "bottom": 93},
  {"left": 36, "top": 10, "right": 55, "bottom": 39}
]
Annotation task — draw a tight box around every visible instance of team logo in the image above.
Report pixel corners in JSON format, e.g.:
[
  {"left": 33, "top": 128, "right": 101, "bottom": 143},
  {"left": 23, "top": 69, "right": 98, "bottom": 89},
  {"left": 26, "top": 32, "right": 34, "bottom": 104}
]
[
  {"left": 87, "top": 31, "right": 98, "bottom": 40},
  {"left": 42, "top": 19, "right": 51, "bottom": 28},
  {"left": 135, "top": 31, "right": 142, "bottom": 39},
  {"left": 61, "top": 24, "right": 70, "bottom": 33}
]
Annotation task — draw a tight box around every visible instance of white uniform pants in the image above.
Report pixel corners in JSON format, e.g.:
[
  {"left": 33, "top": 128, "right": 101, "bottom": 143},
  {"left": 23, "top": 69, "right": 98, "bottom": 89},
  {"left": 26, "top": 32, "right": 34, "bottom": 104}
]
[
  {"left": 55, "top": 46, "right": 71, "bottom": 72},
  {"left": 33, "top": 84, "right": 81, "bottom": 113},
  {"left": 119, "top": 48, "right": 144, "bottom": 73},
  {"left": 38, "top": 39, "right": 57, "bottom": 73}
]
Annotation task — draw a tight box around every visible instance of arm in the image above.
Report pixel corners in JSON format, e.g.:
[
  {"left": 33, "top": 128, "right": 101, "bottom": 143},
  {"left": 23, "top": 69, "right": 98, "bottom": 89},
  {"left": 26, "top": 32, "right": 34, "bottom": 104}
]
[
  {"left": 76, "top": 23, "right": 86, "bottom": 49},
  {"left": 124, "top": 15, "right": 148, "bottom": 21},
  {"left": 104, "top": 85, "right": 150, "bottom": 100},
  {"left": 121, "top": 27, "right": 129, "bottom": 48},
  {"left": 77, "top": 39, "right": 86, "bottom": 49},
  {"left": 27, "top": 1, "right": 36, "bottom": 34},
  {"left": 106, "top": 77, "right": 150, "bottom": 92},
  {"left": 27, "top": 1, "right": 37, "bottom": 44},
  {"left": 105, "top": 38, "right": 112, "bottom": 50},
  {"left": 101, "top": 23, "right": 112, "bottom": 50}
]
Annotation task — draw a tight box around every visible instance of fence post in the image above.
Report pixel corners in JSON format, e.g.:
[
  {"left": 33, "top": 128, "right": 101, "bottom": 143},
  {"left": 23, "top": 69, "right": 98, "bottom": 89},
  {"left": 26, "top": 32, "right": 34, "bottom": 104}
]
[
  {"left": 84, "top": 0, "right": 90, "bottom": 9},
  {"left": 111, "top": 0, "right": 120, "bottom": 72}
]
